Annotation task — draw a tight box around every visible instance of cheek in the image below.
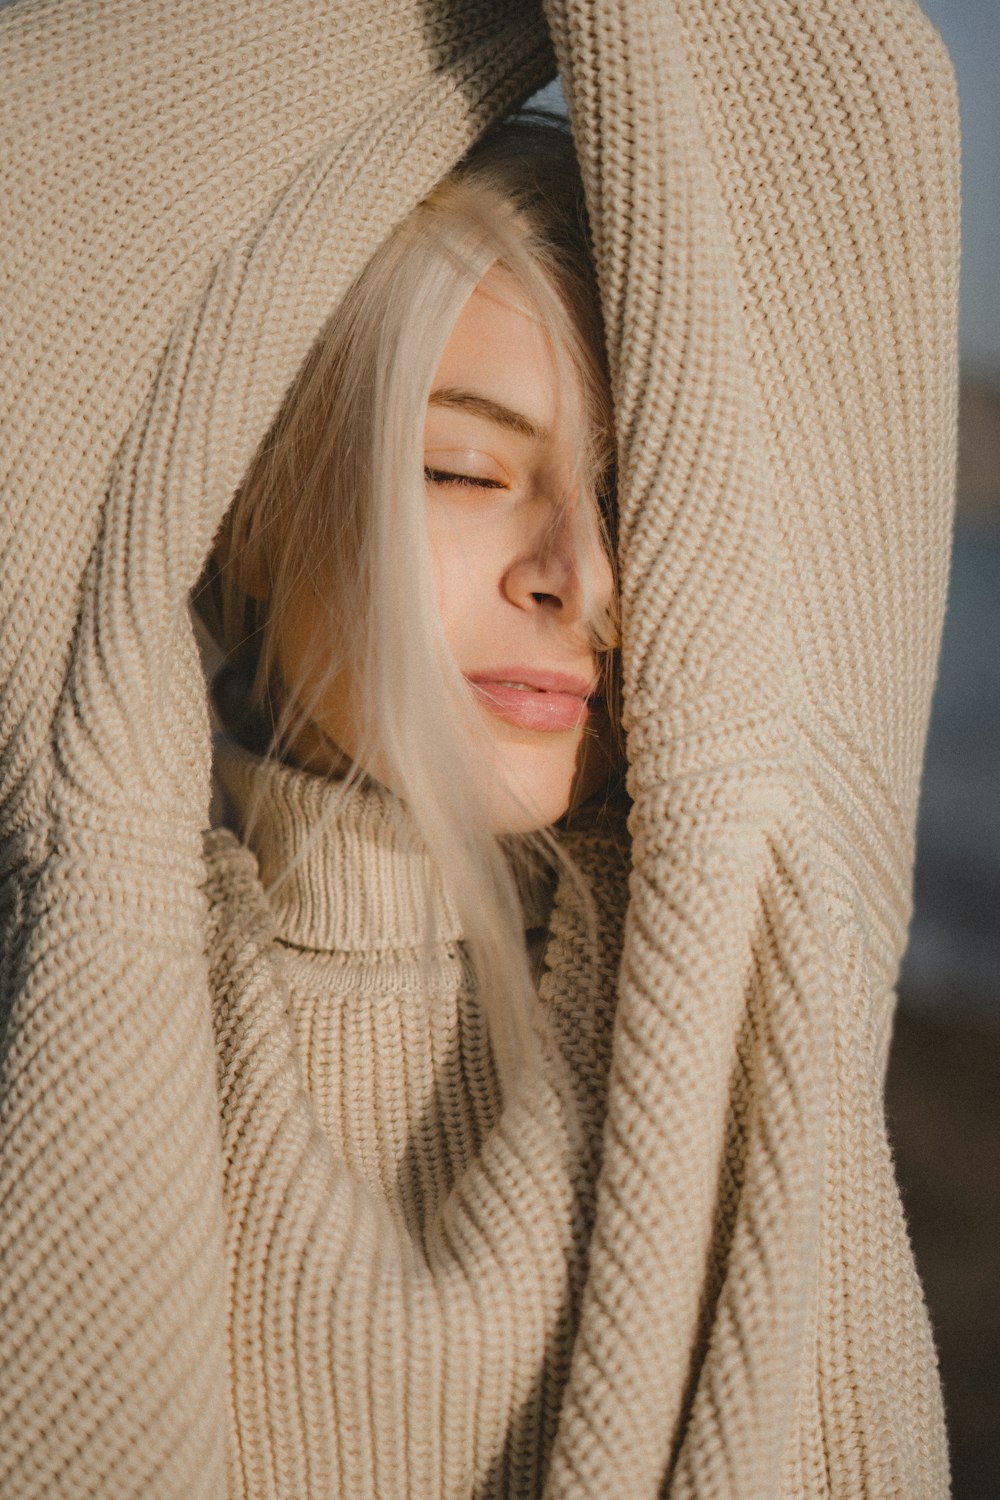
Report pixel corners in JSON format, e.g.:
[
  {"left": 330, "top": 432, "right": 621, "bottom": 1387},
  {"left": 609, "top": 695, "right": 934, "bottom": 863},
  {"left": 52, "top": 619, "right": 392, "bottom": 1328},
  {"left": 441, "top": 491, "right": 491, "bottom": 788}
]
[{"left": 426, "top": 506, "right": 505, "bottom": 649}]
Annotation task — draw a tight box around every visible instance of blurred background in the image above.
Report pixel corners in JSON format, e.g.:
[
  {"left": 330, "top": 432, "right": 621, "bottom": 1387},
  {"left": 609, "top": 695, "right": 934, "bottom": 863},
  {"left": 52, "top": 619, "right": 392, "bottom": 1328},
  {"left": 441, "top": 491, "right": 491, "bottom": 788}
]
[{"left": 884, "top": 4, "right": 999, "bottom": 1495}]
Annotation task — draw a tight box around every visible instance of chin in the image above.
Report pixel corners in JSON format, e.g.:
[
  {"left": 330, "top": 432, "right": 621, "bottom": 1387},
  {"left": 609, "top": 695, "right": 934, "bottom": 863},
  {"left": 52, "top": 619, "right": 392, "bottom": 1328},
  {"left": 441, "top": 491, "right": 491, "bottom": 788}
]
[{"left": 481, "top": 742, "right": 579, "bottom": 835}]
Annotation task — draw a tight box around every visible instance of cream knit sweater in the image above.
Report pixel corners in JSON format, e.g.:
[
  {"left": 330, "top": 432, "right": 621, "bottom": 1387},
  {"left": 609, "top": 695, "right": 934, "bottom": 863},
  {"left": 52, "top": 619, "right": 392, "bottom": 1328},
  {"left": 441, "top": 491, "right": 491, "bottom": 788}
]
[
  {"left": 207, "top": 742, "right": 626, "bottom": 1497},
  {"left": 0, "top": 0, "right": 958, "bottom": 1496}
]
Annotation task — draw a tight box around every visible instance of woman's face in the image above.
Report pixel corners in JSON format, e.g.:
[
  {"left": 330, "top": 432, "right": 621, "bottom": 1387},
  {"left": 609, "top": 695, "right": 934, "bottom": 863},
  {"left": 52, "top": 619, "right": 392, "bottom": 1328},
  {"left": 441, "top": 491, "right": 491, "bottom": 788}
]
[{"left": 277, "top": 268, "right": 617, "bottom": 832}]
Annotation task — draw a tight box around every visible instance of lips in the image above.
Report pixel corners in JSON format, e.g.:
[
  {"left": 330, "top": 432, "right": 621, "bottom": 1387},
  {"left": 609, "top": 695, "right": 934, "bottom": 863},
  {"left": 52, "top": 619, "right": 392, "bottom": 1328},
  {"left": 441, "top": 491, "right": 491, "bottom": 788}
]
[{"left": 464, "top": 668, "right": 595, "bottom": 732}]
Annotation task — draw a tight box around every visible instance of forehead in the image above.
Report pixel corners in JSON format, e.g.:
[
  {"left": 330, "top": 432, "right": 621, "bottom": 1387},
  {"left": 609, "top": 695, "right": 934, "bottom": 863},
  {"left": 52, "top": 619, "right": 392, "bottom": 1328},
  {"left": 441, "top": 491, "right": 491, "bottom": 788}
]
[{"left": 429, "top": 268, "right": 574, "bottom": 439}]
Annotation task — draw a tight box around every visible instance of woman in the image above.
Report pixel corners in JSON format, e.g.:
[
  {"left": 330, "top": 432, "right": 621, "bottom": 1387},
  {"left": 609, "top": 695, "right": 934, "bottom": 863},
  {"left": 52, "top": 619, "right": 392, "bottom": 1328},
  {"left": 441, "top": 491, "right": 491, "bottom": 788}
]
[
  {"left": 203, "top": 118, "right": 623, "bottom": 1101},
  {"left": 193, "top": 126, "right": 631, "bottom": 1491},
  {"left": 0, "top": 1, "right": 958, "bottom": 1496}
]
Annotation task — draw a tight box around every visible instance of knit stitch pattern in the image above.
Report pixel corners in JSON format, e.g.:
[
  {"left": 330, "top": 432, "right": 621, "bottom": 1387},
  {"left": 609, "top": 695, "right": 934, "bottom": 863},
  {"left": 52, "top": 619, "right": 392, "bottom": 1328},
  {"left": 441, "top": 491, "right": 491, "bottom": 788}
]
[
  {"left": 204, "top": 743, "right": 626, "bottom": 1497},
  {"left": 0, "top": 0, "right": 958, "bottom": 1495}
]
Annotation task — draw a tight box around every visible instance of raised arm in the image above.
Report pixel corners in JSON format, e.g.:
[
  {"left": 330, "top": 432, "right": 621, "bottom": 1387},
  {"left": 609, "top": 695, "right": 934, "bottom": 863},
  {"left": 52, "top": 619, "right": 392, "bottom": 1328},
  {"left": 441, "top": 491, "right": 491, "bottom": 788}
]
[{"left": 0, "top": 3, "right": 551, "bottom": 1493}]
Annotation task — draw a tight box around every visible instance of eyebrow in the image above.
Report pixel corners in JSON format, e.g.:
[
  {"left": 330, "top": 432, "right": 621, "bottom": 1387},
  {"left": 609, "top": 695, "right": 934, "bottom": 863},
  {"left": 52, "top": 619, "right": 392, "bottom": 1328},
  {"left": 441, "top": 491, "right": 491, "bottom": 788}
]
[{"left": 427, "top": 387, "right": 546, "bottom": 442}]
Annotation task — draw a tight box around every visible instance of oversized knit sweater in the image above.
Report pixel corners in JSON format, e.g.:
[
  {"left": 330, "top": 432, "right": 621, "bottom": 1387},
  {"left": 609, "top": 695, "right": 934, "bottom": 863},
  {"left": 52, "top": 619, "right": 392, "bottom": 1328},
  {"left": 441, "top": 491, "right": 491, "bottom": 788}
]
[
  {"left": 207, "top": 742, "right": 627, "bottom": 1497},
  {"left": 0, "top": 0, "right": 959, "bottom": 1497}
]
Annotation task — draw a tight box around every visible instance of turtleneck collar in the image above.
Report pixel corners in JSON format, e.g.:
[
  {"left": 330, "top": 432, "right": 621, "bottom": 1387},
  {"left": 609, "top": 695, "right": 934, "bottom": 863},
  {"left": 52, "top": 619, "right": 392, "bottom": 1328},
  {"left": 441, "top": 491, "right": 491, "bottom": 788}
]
[{"left": 214, "top": 738, "right": 554, "bottom": 955}]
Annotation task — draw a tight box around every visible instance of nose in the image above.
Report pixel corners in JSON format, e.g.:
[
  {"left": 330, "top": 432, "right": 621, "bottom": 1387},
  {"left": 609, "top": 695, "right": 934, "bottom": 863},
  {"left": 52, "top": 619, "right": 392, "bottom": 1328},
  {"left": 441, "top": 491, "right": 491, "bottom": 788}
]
[{"left": 501, "top": 502, "right": 614, "bottom": 628}]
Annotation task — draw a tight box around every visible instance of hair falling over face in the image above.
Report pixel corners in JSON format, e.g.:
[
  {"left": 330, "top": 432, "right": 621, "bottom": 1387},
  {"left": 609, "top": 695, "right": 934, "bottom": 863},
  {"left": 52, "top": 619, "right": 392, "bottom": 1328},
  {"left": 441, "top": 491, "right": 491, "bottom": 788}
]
[{"left": 198, "top": 114, "right": 622, "bottom": 1105}]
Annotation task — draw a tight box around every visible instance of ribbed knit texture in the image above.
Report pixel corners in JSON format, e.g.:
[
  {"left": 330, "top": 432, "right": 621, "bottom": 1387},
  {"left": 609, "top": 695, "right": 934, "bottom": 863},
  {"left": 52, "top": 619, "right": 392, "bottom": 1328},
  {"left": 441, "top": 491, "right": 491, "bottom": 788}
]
[
  {"left": 0, "top": 1, "right": 958, "bottom": 1496},
  {"left": 206, "top": 743, "right": 623, "bottom": 1496}
]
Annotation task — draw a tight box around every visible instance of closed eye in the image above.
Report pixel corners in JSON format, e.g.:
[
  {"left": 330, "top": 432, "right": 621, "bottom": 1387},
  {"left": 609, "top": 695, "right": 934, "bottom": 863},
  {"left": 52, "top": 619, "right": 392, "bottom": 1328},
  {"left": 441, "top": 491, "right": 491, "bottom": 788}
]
[{"left": 424, "top": 467, "right": 507, "bottom": 490}]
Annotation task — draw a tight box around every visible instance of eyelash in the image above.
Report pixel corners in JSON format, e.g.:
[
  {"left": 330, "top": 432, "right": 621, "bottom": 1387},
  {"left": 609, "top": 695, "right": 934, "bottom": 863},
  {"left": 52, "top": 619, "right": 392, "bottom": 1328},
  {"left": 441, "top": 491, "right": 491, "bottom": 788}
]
[{"left": 424, "top": 467, "right": 506, "bottom": 491}]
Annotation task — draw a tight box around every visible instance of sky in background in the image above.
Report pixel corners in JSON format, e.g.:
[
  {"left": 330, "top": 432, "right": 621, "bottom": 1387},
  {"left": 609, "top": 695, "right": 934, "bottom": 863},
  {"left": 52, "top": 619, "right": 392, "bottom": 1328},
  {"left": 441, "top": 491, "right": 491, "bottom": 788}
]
[{"left": 920, "top": 0, "right": 1000, "bottom": 377}]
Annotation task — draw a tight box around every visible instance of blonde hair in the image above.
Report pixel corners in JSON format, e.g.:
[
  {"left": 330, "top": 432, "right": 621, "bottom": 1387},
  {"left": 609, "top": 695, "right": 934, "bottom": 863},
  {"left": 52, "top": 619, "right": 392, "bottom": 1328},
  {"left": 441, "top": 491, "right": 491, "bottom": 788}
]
[{"left": 204, "top": 116, "right": 618, "bottom": 1100}]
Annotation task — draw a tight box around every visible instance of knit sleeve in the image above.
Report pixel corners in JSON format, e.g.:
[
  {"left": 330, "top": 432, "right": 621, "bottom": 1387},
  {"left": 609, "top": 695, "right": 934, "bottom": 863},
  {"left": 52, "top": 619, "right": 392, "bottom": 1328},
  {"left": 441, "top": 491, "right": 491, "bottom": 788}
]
[
  {"left": 540, "top": 1, "right": 958, "bottom": 1495},
  {"left": 678, "top": 0, "right": 960, "bottom": 852},
  {"left": 0, "top": 4, "right": 552, "bottom": 1496}
]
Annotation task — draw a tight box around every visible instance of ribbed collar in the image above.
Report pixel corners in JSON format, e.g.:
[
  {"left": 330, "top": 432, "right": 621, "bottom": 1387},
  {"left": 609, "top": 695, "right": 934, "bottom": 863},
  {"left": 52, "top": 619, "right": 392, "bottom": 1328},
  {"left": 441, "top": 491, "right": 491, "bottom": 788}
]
[{"left": 214, "top": 739, "right": 554, "bottom": 955}]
